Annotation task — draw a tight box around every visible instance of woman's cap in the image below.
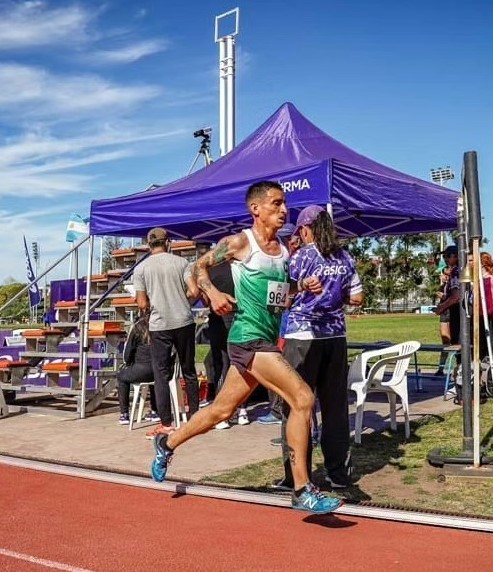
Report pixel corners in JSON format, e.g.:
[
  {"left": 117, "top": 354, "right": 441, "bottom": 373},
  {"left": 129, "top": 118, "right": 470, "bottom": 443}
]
[{"left": 294, "top": 205, "right": 325, "bottom": 235}]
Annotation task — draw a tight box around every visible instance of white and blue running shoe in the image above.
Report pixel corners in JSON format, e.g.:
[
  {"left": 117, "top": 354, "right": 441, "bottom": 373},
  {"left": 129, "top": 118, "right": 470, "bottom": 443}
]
[
  {"left": 291, "top": 483, "right": 342, "bottom": 514},
  {"left": 151, "top": 434, "right": 173, "bottom": 482}
]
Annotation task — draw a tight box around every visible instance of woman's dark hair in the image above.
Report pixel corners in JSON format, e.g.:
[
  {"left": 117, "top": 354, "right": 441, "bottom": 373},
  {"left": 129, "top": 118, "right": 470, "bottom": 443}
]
[
  {"left": 134, "top": 311, "right": 151, "bottom": 345},
  {"left": 311, "top": 211, "right": 340, "bottom": 258}
]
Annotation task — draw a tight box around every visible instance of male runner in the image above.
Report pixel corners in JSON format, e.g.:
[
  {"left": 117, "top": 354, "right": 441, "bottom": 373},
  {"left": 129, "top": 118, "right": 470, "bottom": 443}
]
[{"left": 151, "top": 181, "right": 342, "bottom": 514}]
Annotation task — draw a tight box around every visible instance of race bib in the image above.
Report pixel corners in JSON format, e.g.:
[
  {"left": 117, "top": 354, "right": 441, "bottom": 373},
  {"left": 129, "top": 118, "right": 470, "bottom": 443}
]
[{"left": 266, "top": 281, "right": 289, "bottom": 314}]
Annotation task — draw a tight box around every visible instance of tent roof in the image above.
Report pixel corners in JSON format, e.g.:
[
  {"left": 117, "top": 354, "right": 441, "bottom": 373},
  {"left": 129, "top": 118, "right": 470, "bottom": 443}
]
[{"left": 90, "top": 102, "right": 458, "bottom": 239}]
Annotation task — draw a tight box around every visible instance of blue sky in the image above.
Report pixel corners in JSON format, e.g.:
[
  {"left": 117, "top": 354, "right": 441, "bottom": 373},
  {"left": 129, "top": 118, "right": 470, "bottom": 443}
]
[{"left": 0, "top": 0, "right": 491, "bottom": 283}]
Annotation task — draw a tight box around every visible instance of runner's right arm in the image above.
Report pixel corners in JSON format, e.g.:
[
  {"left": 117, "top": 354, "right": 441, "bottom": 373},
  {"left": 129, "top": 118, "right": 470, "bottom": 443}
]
[{"left": 192, "top": 233, "right": 248, "bottom": 315}]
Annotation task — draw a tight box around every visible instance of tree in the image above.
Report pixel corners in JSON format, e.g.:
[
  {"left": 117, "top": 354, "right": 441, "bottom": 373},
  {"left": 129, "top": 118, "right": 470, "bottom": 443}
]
[
  {"left": 373, "top": 236, "right": 404, "bottom": 312},
  {"left": 348, "top": 233, "right": 444, "bottom": 312},
  {"left": 344, "top": 238, "right": 379, "bottom": 309},
  {"left": 0, "top": 283, "right": 30, "bottom": 322},
  {"left": 101, "top": 237, "right": 124, "bottom": 273}
]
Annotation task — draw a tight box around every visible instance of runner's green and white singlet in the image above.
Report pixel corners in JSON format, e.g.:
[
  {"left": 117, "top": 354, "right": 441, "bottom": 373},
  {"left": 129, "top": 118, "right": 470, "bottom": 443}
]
[{"left": 228, "top": 228, "right": 289, "bottom": 344}]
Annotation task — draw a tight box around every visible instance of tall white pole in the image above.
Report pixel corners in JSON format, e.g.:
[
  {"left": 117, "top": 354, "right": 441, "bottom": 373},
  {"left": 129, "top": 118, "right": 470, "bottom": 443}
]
[
  {"left": 225, "top": 35, "right": 236, "bottom": 153},
  {"left": 79, "top": 235, "right": 94, "bottom": 419},
  {"left": 215, "top": 8, "right": 239, "bottom": 157},
  {"left": 99, "top": 237, "right": 103, "bottom": 274},
  {"left": 219, "top": 38, "right": 227, "bottom": 157},
  {"left": 68, "top": 250, "right": 73, "bottom": 280},
  {"left": 74, "top": 245, "right": 79, "bottom": 301}
]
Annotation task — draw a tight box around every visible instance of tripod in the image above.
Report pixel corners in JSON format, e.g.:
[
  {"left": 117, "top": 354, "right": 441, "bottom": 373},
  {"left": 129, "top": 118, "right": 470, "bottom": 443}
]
[{"left": 188, "top": 134, "right": 213, "bottom": 175}]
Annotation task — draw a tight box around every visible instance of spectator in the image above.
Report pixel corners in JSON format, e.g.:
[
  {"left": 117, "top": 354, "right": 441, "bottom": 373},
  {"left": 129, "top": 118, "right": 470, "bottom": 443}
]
[
  {"left": 134, "top": 227, "right": 200, "bottom": 439},
  {"left": 478, "top": 251, "right": 493, "bottom": 360},
  {"left": 276, "top": 205, "right": 364, "bottom": 491},
  {"left": 43, "top": 310, "right": 53, "bottom": 328},
  {"left": 435, "top": 245, "right": 460, "bottom": 346},
  {"left": 435, "top": 266, "right": 452, "bottom": 375},
  {"left": 117, "top": 312, "right": 158, "bottom": 425}
]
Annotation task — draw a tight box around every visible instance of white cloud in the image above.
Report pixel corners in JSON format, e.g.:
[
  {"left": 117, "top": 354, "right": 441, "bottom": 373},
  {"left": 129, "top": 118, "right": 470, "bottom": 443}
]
[
  {"left": 88, "top": 39, "right": 169, "bottom": 65},
  {"left": 0, "top": 2, "right": 94, "bottom": 49},
  {"left": 0, "top": 63, "right": 162, "bottom": 119},
  {"left": 0, "top": 127, "right": 185, "bottom": 167},
  {"left": 0, "top": 126, "right": 186, "bottom": 197}
]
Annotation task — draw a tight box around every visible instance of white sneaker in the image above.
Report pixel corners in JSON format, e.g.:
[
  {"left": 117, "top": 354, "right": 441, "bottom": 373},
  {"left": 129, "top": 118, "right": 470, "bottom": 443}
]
[
  {"left": 237, "top": 408, "right": 250, "bottom": 426},
  {"left": 215, "top": 420, "right": 231, "bottom": 430}
]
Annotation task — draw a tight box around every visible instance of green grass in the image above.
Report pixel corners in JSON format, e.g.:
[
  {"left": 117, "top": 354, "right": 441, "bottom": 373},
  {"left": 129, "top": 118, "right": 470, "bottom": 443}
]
[
  {"left": 194, "top": 314, "right": 442, "bottom": 367},
  {"left": 346, "top": 314, "right": 440, "bottom": 344},
  {"left": 346, "top": 314, "right": 443, "bottom": 368},
  {"left": 202, "top": 400, "right": 493, "bottom": 516}
]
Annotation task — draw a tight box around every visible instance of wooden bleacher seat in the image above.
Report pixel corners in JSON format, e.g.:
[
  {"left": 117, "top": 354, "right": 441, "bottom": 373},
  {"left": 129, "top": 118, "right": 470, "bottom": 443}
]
[
  {"left": 110, "top": 297, "right": 136, "bottom": 306},
  {"left": 88, "top": 320, "right": 126, "bottom": 337},
  {"left": 110, "top": 248, "right": 135, "bottom": 256},
  {"left": 22, "top": 329, "right": 46, "bottom": 337},
  {"left": 54, "top": 300, "right": 85, "bottom": 308},
  {"left": 0, "top": 360, "right": 30, "bottom": 386},
  {"left": 23, "top": 328, "right": 66, "bottom": 352},
  {"left": 84, "top": 273, "right": 108, "bottom": 282},
  {"left": 110, "top": 296, "right": 137, "bottom": 320},
  {"left": 54, "top": 300, "right": 85, "bottom": 322},
  {"left": 42, "top": 362, "right": 86, "bottom": 390}
]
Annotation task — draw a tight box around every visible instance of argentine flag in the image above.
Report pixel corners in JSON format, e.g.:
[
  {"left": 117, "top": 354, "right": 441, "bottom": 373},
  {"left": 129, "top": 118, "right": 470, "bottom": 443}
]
[{"left": 66, "top": 213, "right": 89, "bottom": 243}]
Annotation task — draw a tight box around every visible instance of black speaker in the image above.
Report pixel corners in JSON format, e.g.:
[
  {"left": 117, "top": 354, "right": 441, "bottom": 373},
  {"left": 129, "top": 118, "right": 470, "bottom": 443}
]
[{"left": 463, "top": 151, "right": 482, "bottom": 240}]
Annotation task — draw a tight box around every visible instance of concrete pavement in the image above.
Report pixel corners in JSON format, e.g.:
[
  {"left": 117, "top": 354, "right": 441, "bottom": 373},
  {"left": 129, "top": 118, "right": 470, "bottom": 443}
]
[{"left": 0, "top": 374, "right": 457, "bottom": 482}]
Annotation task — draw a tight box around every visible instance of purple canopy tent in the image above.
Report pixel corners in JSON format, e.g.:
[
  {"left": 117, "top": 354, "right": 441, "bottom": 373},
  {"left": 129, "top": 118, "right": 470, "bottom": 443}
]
[{"left": 90, "top": 102, "right": 458, "bottom": 240}]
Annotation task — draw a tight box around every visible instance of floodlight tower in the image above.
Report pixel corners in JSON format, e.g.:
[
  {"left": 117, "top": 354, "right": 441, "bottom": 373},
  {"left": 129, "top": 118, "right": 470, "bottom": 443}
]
[
  {"left": 430, "top": 166, "right": 455, "bottom": 253},
  {"left": 215, "top": 8, "right": 239, "bottom": 156}
]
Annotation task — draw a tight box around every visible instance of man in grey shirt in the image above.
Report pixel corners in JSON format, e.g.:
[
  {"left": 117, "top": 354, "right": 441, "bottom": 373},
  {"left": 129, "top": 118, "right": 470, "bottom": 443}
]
[{"left": 134, "top": 227, "right": 200, "bottom": 438}]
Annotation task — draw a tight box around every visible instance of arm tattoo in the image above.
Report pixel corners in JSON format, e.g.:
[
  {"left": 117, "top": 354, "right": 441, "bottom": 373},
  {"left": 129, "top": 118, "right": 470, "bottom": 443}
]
[
  {"left": 211, "top": 241, "right": 230, "bottom": 265},
  {"left": 198, "top": 278, "right": 213, "bottom": 292},
  {"left": 195, "top": 238, "right": 233, "bottom": 294}
]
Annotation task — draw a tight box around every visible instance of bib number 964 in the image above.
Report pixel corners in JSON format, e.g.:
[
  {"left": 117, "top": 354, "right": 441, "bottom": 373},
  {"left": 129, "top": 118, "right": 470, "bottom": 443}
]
[{"left": 266, "top": 281, "right": 289, "bottom": 314}]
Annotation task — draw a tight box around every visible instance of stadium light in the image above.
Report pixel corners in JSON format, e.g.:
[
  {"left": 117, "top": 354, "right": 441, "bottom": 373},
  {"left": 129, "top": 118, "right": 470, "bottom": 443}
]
[
  {"left": 430, "top": 167, "right": 454, "bottom": 255},
  {"left": 430, "top": 166, "right": 454, "bottom": 186}
]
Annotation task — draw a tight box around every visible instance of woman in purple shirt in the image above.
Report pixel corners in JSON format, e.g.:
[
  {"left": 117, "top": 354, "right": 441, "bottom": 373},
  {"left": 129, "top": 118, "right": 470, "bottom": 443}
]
[{"left": 277, "top": 205, "right": 364, "bottom": 491}]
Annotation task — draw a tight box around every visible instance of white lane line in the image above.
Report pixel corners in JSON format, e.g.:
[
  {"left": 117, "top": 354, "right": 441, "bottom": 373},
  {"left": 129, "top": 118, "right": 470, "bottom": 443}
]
[{"left": 0, "top": 548, "right": 96, "bottom": 572}]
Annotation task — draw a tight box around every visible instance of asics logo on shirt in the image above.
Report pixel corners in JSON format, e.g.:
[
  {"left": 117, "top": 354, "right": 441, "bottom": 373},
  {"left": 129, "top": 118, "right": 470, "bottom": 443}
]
[{"left": 313, "top": 264, "right": 348, "bottom": 277}]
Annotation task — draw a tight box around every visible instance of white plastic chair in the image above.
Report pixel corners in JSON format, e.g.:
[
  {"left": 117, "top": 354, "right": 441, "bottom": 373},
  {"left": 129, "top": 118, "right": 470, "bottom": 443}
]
[
  {"left": 348, "top": 341, "right": 421, "bottom": 443},
  {"left": 129, "top": 381, "right": 154, "bottom": 430},
  {"left": 129, "top": 357, "right": 187, "bottom": 430}
]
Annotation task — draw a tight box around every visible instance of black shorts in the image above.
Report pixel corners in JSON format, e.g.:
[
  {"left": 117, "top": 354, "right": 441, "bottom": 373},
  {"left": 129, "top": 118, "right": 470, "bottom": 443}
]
[
  {"left": 227, "top": 340, "right": 280, "bottom": 374},
  {"left": 439, "top": 309, "right": 450, "bottom": 323}
]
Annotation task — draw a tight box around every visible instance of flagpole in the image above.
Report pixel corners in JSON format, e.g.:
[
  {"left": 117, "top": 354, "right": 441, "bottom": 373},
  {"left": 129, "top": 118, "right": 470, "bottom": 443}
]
[
  {"left": 68, "top": 249, "right": 73, "bottom": 279},
  {"left": 23, "top": 235, "right": 41, "bottom": 323},
  {"left": 99, "top": 237, "right": 103, "bottom": 274},
  {"left": 1, "top": 237, "right": 90, "bottom": 316},
  {"left": 74, "top": 246, "right": 79, "bottom": 301}
]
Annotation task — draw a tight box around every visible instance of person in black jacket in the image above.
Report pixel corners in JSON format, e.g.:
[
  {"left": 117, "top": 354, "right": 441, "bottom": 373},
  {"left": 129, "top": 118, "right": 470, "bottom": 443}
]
[{"left": 117, "top": 312, "right": 157, "bottom": 425}]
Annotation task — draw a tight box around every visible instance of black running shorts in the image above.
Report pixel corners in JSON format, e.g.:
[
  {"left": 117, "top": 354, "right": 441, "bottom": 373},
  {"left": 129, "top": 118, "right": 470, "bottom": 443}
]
[{"left": 227, "top": 340, "right": 280, "bottom": 374}]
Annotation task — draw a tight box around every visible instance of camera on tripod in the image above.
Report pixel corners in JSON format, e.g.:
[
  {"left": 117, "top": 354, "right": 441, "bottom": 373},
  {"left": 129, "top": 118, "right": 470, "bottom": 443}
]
[{"left": 193, "top": 127, "right": 212, "bottom": 139}]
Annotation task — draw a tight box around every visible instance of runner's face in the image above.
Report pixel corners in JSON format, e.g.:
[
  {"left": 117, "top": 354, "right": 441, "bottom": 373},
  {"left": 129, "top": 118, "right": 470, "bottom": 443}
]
[{"left": 256, "top": 188, "right": 287, "bottom": 230}]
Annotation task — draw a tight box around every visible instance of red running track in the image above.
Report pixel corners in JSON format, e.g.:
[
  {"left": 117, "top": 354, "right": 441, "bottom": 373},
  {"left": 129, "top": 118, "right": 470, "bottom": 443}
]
[{"left": 0, "top": 464, "right": 490, "bottom": 572}]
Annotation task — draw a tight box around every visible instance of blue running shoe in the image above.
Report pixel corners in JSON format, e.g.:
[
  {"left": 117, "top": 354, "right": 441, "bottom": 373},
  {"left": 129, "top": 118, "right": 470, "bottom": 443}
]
[
  {"left": 257, "top": 412, "right": 282, "bottom": 425},
  {"left": 151, "top": 434, "right": 173, "bottom": 482},
  {"left": 291, "top": 483, "right": 342, "bottom": 514}
]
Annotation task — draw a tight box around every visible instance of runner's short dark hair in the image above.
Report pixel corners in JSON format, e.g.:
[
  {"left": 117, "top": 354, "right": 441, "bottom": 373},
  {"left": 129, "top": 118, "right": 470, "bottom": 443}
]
[{"left": 245, "top": 181, "right": 283, "bottom": 205}]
